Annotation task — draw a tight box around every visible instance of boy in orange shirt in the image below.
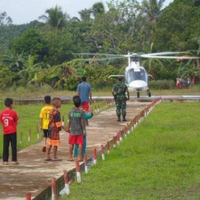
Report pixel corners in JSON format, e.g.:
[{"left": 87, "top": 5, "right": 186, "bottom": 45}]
[{"left": 45, "top": 98, "right": 62, "bottom": 161}]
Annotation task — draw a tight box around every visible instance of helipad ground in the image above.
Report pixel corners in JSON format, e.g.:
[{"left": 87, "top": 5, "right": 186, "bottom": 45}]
[{"left": 0, "top": 101, "right": 149, "bottom": 200}]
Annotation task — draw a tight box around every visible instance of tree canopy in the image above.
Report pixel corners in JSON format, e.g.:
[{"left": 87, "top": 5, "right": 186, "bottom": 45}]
[{"left": 0, "top": 0, "right": 200, "bottom": 91}]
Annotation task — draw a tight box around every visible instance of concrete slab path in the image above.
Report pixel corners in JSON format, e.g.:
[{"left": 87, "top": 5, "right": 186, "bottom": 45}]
[{"left": 0, "top": 101, "right": 149, "bottom": 200}]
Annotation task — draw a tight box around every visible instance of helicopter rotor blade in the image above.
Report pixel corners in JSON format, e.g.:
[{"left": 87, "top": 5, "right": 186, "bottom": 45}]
[
  {"left": 141, "top": 52, "right": 188, "bottom": 56},
  {"left": 74, "top": 56, "right": 127, "bottom": 62},
  {"left": 141, "top": 55, "right": 200, "bottom": 59},
  {"left": 74, "top": 53, "right": 127, "bottom": 57}
]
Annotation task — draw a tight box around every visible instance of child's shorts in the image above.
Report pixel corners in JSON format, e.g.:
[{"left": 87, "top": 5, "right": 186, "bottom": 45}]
[
  {"left": 69, "top": 134, "right": 84, "bottom": 145},
  {"left": 48, "top": 139, "right": 60, "bottom": 147},
  {"left": 43, "top": 129, "right": 49, "bottom": 138}
]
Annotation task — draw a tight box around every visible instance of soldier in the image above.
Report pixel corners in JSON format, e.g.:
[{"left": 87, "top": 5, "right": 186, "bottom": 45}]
[{"left": 112, "top": 77, "right": 130, "bottom": 122}]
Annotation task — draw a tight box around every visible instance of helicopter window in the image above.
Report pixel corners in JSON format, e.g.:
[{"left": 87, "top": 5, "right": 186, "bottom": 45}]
[{"left": 126, "top": 68, "right": 147, "bottom": 84}]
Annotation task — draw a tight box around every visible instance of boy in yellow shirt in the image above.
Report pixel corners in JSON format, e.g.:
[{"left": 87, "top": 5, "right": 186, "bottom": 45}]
[{"left": 40, "top": 96, "right": 53, "bottom": 152}]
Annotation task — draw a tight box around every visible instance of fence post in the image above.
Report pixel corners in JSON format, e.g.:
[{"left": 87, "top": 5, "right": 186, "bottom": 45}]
[
  {"left": 113, "top": 136, "right": 116, "bottom": 149},
  {"left": 20, "top": 132, "right": 23, "bottom": 145},
  {"left": 84, "top": 154, "right": 88, "bottom": 174},
  {"left": 76, "top": 160, "right": 81, "bottom": 183},
  {"left": 51, "top": 178, "right": 56, "bottom": 200},
  {"left": 63, "top": 170, "right": 70, "bottom": 195},
  {"left": 26, "top": 193, "right": 31, "bottom": 200},
  {"left": 106, "top": 141, "right": 110, "bottom": 154},
  {"left": 28, "top": 129, "right": 31, "bottom": 143},
  {"left": 101, "top": 145, "right": 105, "bottom": 161},
  {"left": 36, "top": 125, "right": 40, "bottom": 139},
  {"left": 93, "top": 148, "right": 97, "bottom": 165}
]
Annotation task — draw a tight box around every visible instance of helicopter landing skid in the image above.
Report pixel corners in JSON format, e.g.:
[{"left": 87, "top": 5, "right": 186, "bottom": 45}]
[
  {"left": 147, "top": 89, "right": 151, "bottom": 98},
  {"left": 136, "top": 90, "right": 151, "bottom": 98}
]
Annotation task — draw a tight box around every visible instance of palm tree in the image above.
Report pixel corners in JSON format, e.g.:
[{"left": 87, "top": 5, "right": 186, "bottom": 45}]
[
  {"left": 141, "top": 0, "right": 165, "bottom": 22},
  {"left": 39, "top": 6, "right": 69, "bottom": 29},
  {"left": 79, "top": 9, "right": 92, "bottom": 21},
  {"left": 0, "top": 11, "right": 12, "bottom": 26},
  {"left": 92, "top": 2, "right": 105, "bottom": 18}
]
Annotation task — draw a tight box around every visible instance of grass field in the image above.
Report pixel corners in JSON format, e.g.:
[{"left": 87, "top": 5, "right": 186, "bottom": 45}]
[
  {"left": 63, "top": 102, "right": 200, "bottom": 200},
  {"left": 0, "top": 101, "right": 105, "bottom": 158},
  {"left": 0, "top": 86, "right": 200, "bottom": 100}
]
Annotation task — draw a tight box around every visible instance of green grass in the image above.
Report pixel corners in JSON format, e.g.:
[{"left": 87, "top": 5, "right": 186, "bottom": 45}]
[
  {"left": 0, "top": 101, "right": 106, "bottom": 158},
  {"left": 63, "top": 102, "right": 200, "bottom": 200},
  {"left": 0, "top": 86, "right": 200, "bottom": 100}
]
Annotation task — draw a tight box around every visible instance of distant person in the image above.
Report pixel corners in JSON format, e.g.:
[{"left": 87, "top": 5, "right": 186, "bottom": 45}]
[
  {"left": 187, "top": 77, "right": 191, "bottom": 87},
  {"left": 63, "top": 96, "right": 86, "bottom": 161},
  {"left": 176, "top": 78, "right": 180, "bottom": 88},
  {"left": 45, "top": 98, "right": 62, "bottom": 161},
  {"left": 192, "top": 78, "right": 196, "bottom": 86},
  {"left": 0, "top": 98, "right": 19, "bottom": 165},
  {"left": 40, "top": 96, "right": 53, "bottom": 152},
  {"left": 77, "top": 76, "right": 92, "bottom": 112},
  {"left": 112, "top": 77, "right": 130, "bottom": 122}
]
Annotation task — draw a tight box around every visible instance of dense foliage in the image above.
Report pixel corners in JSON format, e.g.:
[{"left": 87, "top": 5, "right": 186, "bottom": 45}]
[{"left": 0, "top": 0, "right": 200, "bottom": 91}]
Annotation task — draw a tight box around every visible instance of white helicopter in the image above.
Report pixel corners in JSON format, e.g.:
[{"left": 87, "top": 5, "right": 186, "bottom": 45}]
[{"left": 76, "top": 52, "right": 199, "bottom": 98}]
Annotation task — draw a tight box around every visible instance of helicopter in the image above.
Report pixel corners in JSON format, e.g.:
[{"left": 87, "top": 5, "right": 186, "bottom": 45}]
[{"left": 76, "top": 52, "right": 199, "bottom": 98}]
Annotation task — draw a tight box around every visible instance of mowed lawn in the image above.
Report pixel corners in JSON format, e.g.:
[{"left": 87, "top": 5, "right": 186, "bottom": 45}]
[
  {"left": 63, "top": 102, "right": 200, "bottom": 200},
  {"left": 0, "top": 101, "right": 105, "bottom": 158}
]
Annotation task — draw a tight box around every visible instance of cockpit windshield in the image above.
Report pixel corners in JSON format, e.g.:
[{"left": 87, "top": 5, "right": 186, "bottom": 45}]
[{"left": 126, "top": 68, "right": 147, "bottom": 84}]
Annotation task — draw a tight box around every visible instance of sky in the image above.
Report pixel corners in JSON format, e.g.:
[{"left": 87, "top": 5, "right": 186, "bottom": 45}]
[{"left": 0, "top": 0, "right": 174, "bottom": 25}]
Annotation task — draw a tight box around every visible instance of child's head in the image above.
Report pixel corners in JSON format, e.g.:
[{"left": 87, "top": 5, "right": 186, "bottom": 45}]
[
  {"left": 44, "top": 95, "right": 51, "bottom": 104},
  {"left": 52, "top": 97, "right": 62, "bottom": 108},
  {"left": 73, "top": 96, "right": 82, "bottom": 108},
  {"left": 5, "top": 98, "right": 14, "bottom": 109}
]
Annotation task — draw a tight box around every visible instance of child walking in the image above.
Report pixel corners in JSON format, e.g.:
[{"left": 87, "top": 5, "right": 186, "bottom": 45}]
[
  {"left": 73, "top": 109, "right": 93, "bottom": 160},
  {"left": 63, "top": 96, "right": 86, "bottom": 161},
  {"left": 0, "top": 98, "right": 19, "bottom": 165},
  {"left": 40, "top": 95, "right": 53, "bottom": 152},
  {"left": 45, "top": 98, "right": 62, "bottom": 161}
]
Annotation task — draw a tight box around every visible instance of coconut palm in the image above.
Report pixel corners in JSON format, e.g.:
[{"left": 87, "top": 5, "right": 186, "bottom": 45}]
[
  {"left": 92, "top": 2, "right": 105, "bottom": 18},
  {"left": 141, "top": 0, "right": 165, "bottom": 22},
  {"left": 79, "top": 9, "right": 92, "bottom": 21},
  {"left": 39, "top": 6, "right": 69, "bottom": 29},
  {"left": 0, "top": 11, "right": 12, "bottom": 26}
]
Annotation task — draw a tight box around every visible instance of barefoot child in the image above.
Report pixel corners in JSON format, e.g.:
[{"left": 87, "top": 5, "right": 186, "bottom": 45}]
[
  {"left": 45, "top": 98, "right": 62, "bottom": 161},
  {"left": 63, "top": 96, "right": 86, "bottom": 161},
  {"left": 0, "top": 98, "right": 19, "bottom": 165},
  {"left": 39, "top": 96, "right": 53, "bottom": 152}
]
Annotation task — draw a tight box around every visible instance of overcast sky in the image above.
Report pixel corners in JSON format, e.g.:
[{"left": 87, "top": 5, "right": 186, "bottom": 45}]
[{"left": 0, "top": 0, "right": 174, "bottom": 25}]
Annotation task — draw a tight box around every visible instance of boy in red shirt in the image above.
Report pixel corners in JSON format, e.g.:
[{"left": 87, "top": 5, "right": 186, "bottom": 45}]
[{"left": 0, "top": 98, "right": 19, "bottom": 165}]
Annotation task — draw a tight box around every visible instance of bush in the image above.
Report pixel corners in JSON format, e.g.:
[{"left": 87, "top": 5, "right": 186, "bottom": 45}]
[
  {"left": 149, "top": 80, "right": 175, "bottom": 90},
  {"left": 0, "top": 67, "right": 14, "bottom": 90}
]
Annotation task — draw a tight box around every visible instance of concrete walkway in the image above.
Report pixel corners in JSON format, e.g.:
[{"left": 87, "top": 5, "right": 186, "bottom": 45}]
[{"left": 0, "top": 101, "right": 149, "bottom": 200}]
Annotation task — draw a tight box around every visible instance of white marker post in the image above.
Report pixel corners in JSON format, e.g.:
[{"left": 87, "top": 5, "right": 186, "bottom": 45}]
[
  {"left": 84, "top": 155, "right": 88, "bottom": 174},
  {"left": 28, "top": 129, "right": 31, "bottom": 143},
  {"left": 93, "top": 148, "right": 97, "bottom": 165},
  {"left": 64, "top": 170, "right": 70, "bottom": 195},
  {"left": 51, "top": 178, "right": 56, "bottom": 200},
  {"left": 101, "top": 145, "right": 105, "bottom": 161},
  {"left": 37, "top": 125, "right": 40, "bottom": 139},
  {"left": 107, "top": 141, "right": 110, "bottom": 154},
  {"left": 76, "top": 160, "right": 81, "bottom": 183}
]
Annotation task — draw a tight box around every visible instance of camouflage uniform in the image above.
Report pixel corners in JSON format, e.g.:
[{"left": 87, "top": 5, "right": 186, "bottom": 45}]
[{"left": 112, "top": 82, "right": 128, "bottom": 120}]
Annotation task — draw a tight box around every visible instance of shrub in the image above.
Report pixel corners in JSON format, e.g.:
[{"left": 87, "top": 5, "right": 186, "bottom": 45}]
[{"left": 149, "top": 80, "right": 175, "bottom": 90}]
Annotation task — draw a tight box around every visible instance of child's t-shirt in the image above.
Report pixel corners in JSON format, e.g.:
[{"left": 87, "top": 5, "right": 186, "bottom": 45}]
[
  {"left": 69, "top": 108, "right": 85, "bottom": 135},
  {"left": 0, "top": 109, "right": 19, "bottom": 135},
  {"left": 40, "top": 105, "right": 53, "bottom": 130}
]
